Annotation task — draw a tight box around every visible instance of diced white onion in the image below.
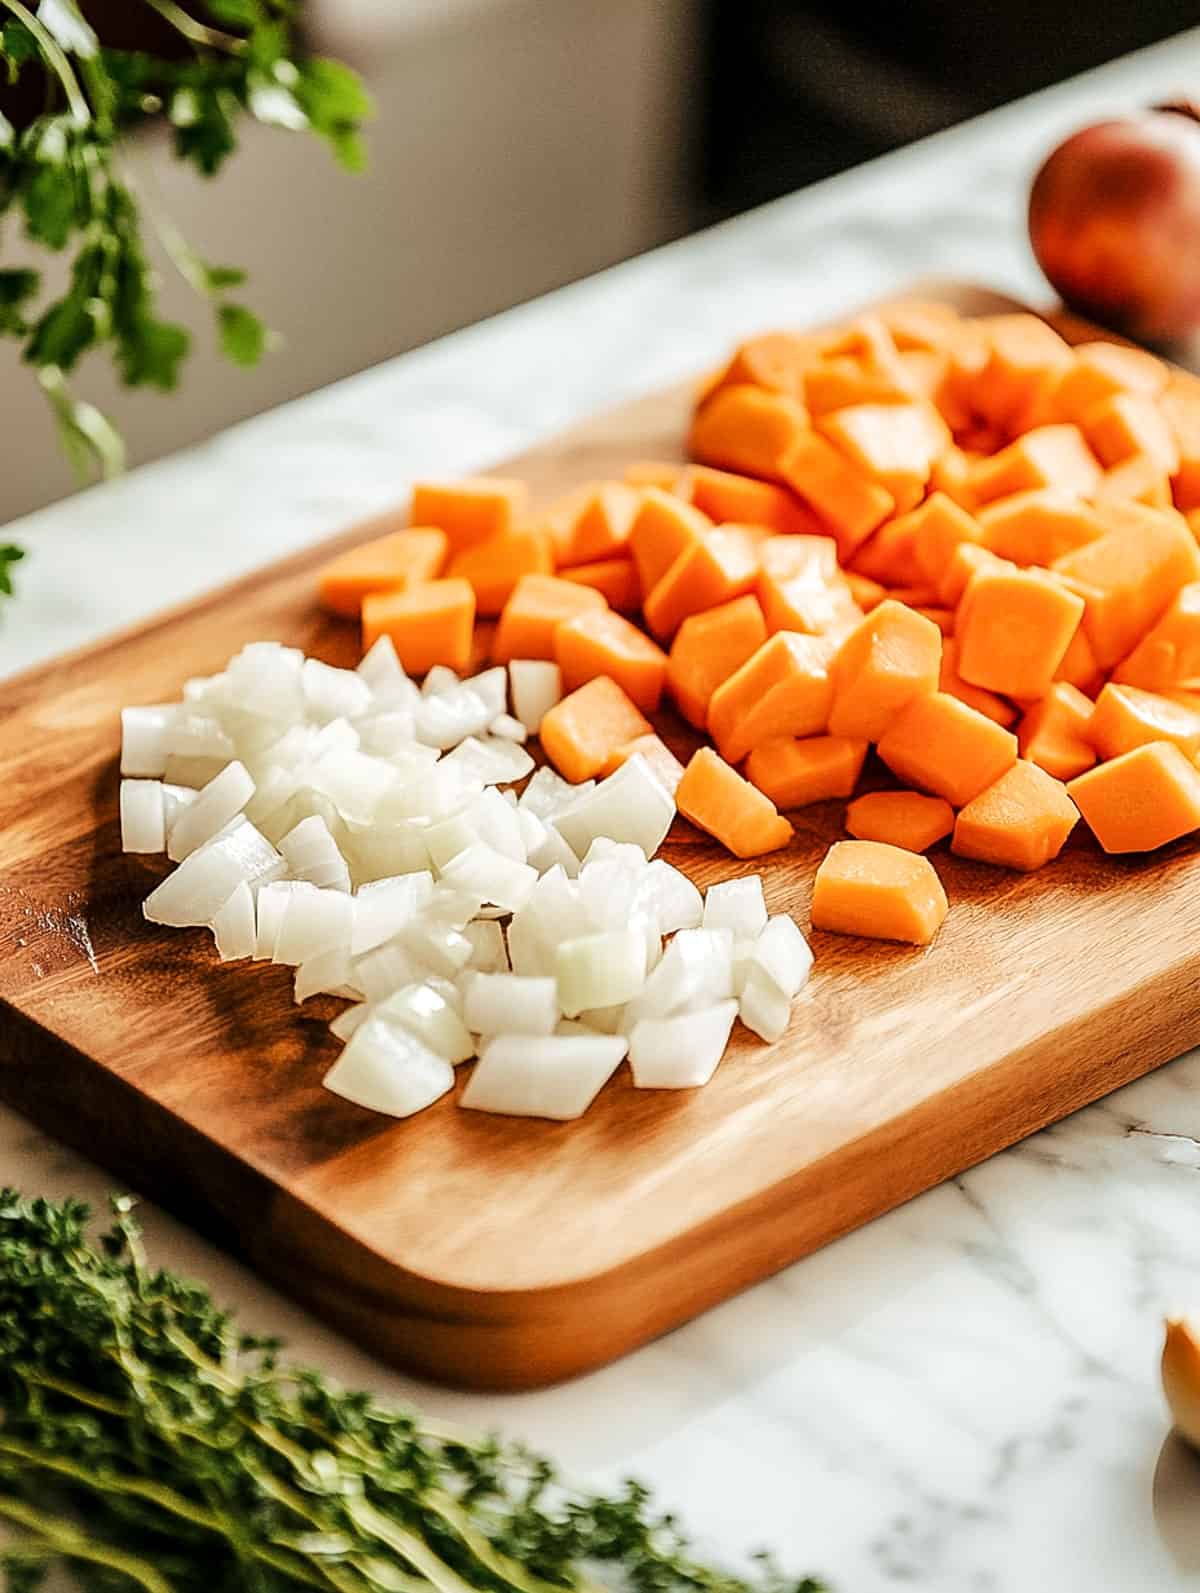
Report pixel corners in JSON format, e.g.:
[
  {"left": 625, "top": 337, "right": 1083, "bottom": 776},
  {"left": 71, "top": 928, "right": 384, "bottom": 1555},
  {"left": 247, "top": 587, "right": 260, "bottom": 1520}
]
[
  {"left": 279, "top": 814, "right": 352, "bottom": 893},
  {"left": 747, "top": 915, "right": 813, "bottom": 1000},
  {"left": 464, "top": 972, "right": 557, "bottom": 1036},
  {"left": 443, "top": 735, "right": 534, "bottom": 786},
  {"left": 376, "top": 982, "right": 475, "bottom": 1064},
  {"left": 161, "top": 782, "right": 198, "bottom": 839},
  {"left": 554, "top": 755, "right": 674, "bottom": 860},
  {"left": 254, "top": 879, "right": 294, "bottom": 959},
  {"left": 556, "top": 929, "right": 646, "bottom": 1018},
  {"left": 637, "top": 859, "right": 703, "bottom": 935},
  {"left": 166, "top": 713, "right": 236, "bottom": 763},
  {"left": 210, "top": 881, "right": 256, "bottom": 961},
  {"left": 508, "top": 659, "right": 561, "bottom": 733},
  {"left": 460, "top": 1033, "right": 626, "bottom": 1119},
  {"left": 168, "top": 760, "right": 255, "bottom": 862},
  {"left": 121, "top": 705, "right": 177, "bottom": 777},
  {"left": 439, "top": 843, "right": 536, "bottom": 914},
  {"left": 489, "top": 713, "right": 527, "bottom": 743},
  {"left": 357, "top": 634, "right": 408, "bottom": 692},
  {"left": 623, "top": 927, "right": 733, "bottom": 1026},
  {"left": 302, "top": 657, "right": 372, "bottom": 723},
  {"left": 351, "top": 872, "right": 434, "bottom": 955},
  {"left": 463, "top": 919, "right": 509, "bottom": 972},
  {"left": 415, "top": 685, "right": 493, "bottom": 750},
  {"left": 323, "top": 1018, "right": 455, "bottom": 1117},
  {"left": 352, "top": 936, "right": 424, "bottom": 1002},
  {"left": 294, "top": 946, "right": 360, "bottom": 1003},
  {"left": 120, "top": 779, "right": 166, "bottom": 853},
  {"left": 629, "top": 1001, "right": 739, "bottom": 1088},
  {"left": 330, "top": 1002, "right": 372, "bottom": 1041},
  {"left": 422, "top": 664, "right": 460, "bottom": 696},
  {"left": 465, "top": 666, "right": 508, "bottom": 719},
  {"left": 517, "top": 765, "right": 588, "bottom": 820},
  {"left": 273, "top": 884, "right": 354, "bottom": 967},
  {"left": 143, "top": 819, "right": 284, "bottom": 928},
  {"left": 702, "top": 876, "right": 768, "bottom": 940},
  {"left": 161, "top": 753, "right": 228, "bottom": 790},
  {"left": 464, "top": 787, "right": 525, "bottom": 862},
  {"left": 738, "top": 968, "right": 792, "bottom": 1043}
]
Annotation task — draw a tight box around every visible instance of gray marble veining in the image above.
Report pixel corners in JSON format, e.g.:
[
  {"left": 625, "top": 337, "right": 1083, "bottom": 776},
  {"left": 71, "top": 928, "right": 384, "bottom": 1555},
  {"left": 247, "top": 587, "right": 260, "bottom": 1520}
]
[{"left": 5, "top": 29, "right": 1200, "bottom": 1591}]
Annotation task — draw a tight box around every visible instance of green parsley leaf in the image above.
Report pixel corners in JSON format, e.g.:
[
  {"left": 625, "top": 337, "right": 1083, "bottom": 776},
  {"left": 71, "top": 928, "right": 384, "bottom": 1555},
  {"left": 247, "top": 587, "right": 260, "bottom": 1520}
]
[
  {"left": 0, "top": 268, "right": 39, "bottom": 334},
  {"left": 203, "top": 262, "right": 246, "bottom": 290},
  {"left": 21, "top": 153, "right": 85, "bottom": 249},
  {"left": 172, "top": 84, "right": 238, "bottom": 175},
  {"left": 0, "top": 544, "right": 25, "bottom": 599},
  {"left": 217, "top": 301, "right": 267, "bottom": 365},
  {"left": 294, "top": 55, "right": 374, "bottom": 170},
  {"left": 24, "top": 243, "right": 103, "bottom": 369}
]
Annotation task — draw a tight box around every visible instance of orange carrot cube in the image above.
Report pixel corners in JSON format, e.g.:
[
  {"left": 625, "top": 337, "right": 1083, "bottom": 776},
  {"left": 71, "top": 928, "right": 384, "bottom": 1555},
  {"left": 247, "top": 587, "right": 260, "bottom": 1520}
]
[
  {"left": 642, "top": 528, "right": 761, "bottom": 640},
  {"left": 1085, "top": 682, "right": 1200, "bottom": 761},
  {"left": 744, "top": 735, "right": 868, "bottom": 808},
  {"left": 978, "top": 489, "right": 1105, "bottom": 566},
  {"left": 1113, "top": 581, "right": 1200, "bottom": 692},
  {"left": 553, "top": 608, "right": 668, "bottom": 714},
  {"left": 1082, "top": 392, "right": 1179, "bottom": 474},
  {"left": 952, "top": 760, "right": 1079, "bottom": 871},
  {"left": 627, "top": 488, "right": 711, "bottom": 597},
  {"left": 447, "top": 528, "right": 554, "bottom": 616},
  {"left": 708, "top": 632, "right": 836, "bottom": 764},
  {"left": 666, "top": 593, "right": 768, "bottom": 729},
  {"left": 560, "top": 557, "right": 640, "bottom": 613},
  {"left": 409, "top": 477, "right": 529, "bottom": 550},
  {"left": 956, "top": 565, "right": 1085, "bottom": 700},
  {"left": 492, "top": 573, "right": 607, "bottom": 663},
  {"left": 828, "top": 600, "right": 942, "bottom": 741},
  {"left": 811, "top": 839, "right": 948, "bottom": 945},
  {"left": 538, "top": 676, "right": 652, "bottom": 784},
  {"left": 1068, "top": 742, "right": 1200, "bottom": 853},
  {"left": 317, "top": 526, "right": 448, "bottom": 617},
  {"left": 968, "top": 424, "right": 1101, "bottom": 505},
  {"left": 877, "top": 691, "right": 1018, "bottom": 808},
  {"left": 818, "top": 401, "right": 951, "bottom": 514},
  {"left": 939, "top": 637, "right": 1016, "bottom": 726},
  {"left": 675, "top": 747, "right": 794, "bottom": 858},
  {"left": 684, "top": 464, "right": 822, "bottom": 534},
  {"left": 781, "top": 432, "right": 895, "bottom": 555},
  {"left": 560, "top": 482, "right": 642, "bottom": 566},
  {"left": 688, "top": 384, "right": 810, "bottom": 481},
  {"left": 361, "top": 578, "right": 475, "bottom": 675},
  {"left": 845, "top": 790, "right": 954, "bottom": 852},
  {"left": 1017, "top": 683, "right": 1097, "bottom": 781}
]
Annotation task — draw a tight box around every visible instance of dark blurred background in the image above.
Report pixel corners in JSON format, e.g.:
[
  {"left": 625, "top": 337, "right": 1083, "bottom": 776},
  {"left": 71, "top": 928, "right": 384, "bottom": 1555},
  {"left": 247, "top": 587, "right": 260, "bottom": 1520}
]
[
  {"left": 697, "top": 0, "right": 1200, "bottom": 216},
  {"left": 4, "top": 0, "right": 1200, "bottom": 523}
]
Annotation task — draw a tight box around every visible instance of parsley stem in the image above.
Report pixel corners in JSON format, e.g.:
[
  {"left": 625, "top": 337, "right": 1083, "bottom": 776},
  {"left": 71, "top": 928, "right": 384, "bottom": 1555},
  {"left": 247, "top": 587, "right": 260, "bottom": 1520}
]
[
  {"left": 141, "top": 0, "right": 245, "bottom": 53},
  {"left": 0, "top": 0, "right": 90, "bottom": 123},
  {"left": 0, "top": 1495, "right": 172, "bottom": 1593}
]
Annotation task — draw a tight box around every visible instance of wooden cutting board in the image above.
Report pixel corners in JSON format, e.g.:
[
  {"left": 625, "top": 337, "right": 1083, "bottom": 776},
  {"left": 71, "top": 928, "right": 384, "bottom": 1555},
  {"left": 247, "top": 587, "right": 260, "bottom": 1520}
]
[{"left": 4, "top": 281, "right": 1200, "bottom": 1391}]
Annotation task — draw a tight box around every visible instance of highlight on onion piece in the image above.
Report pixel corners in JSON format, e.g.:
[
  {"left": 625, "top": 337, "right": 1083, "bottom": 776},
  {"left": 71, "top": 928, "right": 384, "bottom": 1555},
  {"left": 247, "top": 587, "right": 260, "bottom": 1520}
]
[
  {"left": 1029, "top": 105, "right": 1200, "bottom": 343},
  {"left": 120, "top": 640, "right": 813, "bottom": 1120}
]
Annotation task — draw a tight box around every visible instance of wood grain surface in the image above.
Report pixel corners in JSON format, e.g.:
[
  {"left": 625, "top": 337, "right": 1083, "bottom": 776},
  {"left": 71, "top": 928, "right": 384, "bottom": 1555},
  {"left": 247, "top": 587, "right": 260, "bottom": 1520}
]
[{"left": 3, "top": 282, "right": 1200, "bottom": 1390}]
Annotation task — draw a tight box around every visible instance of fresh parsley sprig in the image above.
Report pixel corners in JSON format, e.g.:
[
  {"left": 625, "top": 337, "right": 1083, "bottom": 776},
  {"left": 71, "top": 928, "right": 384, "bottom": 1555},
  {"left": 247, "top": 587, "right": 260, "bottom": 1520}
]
[
  {"left": 0, "top": 0, "right": 371, "bottom": 602},
  {"left": 0, "top": 1191, "right": 828, "bottom": 1593}
]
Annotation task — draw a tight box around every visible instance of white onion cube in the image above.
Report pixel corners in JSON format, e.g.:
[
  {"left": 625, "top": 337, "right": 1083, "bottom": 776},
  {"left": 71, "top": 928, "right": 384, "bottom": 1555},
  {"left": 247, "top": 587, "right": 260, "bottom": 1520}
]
[
  {"left": 377, "top": 982, "right": 475, "bottom": 1064},
  {"left": 464, "top": 973, "right": 558, "bottom": 1036},
  {"left": 120, "top": 779, "right": 166, "bottom": 854},
  {"left": 629, "top": 1001, "right": 738, "bottom": 1088},
  {"left": 463, "top": 919, "right": 509, "bottom": 972},
  {"left": 167, "top": 760, "right": 255, "bottom": 862},
  {"left": 460, "top": 1033, "right": 626, "bottom": 1119},
  {"left": 121, "top": 705, "right": 177, "bottom": 778},
  {"left": 358, "top": 634, "right": 408, "bottom": 692},
  {"left": 323, "top": 1018, "right": 454, "bottom": 1117},
  {"left": 637, "top": 859, "right": 703, "bottom": 934},
  {"left": 738, "top": 968, "right": 792, "bottom": 1043},
  {"left": 273, "top": 885, "right": 353, "bottom": 967},
  {"left": 623, "top": 927, "right": 734, "bottom": 1026},
  {"left": 703, "top": 876, "right": 768, "bottom": 939},
  {"left": 554, "top": 755, "right": 674, "bottom": 861},
  {"left": 748, "top": 914, "right": 813, "bottom": 999},
  {"left": 439, "top": 843, "right": 536, "bottom": 914},
  {"left": 143, "top": 819, "right": 283, "bottom": 928},
  {"left": 210, "top": 881, "right": 255, "bottom": 961},
  {"left": 518, "top": 765, "right": 587, "bottom": 820},
  {"left": 556, "top": 930, "right": 646, "bottom": 1018},
  {"left": 508, "top": 659, "right": 561, "bottom": 733},
  {"left": 351, "top": 872, "right": 435, "bottom": 955}
]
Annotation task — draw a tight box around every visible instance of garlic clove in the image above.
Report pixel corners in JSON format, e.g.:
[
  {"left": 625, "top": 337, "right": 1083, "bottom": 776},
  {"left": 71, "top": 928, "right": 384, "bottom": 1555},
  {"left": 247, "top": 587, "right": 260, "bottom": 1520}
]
[{"left": 1162, "top": 1317, "right": 1200, "bottom": 1449}]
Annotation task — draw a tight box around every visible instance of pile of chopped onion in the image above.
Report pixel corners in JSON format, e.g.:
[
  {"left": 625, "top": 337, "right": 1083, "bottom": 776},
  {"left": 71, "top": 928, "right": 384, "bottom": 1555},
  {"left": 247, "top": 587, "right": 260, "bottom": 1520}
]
[{"left": 120, "top": 640, "right": 812, "bottom": 1120}]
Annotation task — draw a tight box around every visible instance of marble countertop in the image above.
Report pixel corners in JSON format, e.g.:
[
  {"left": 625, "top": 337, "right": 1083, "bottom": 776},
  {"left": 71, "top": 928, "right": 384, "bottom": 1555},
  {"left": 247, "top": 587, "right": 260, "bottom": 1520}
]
[{"left": 6, "top": 29, "right": 1200, "bottom": 1592}]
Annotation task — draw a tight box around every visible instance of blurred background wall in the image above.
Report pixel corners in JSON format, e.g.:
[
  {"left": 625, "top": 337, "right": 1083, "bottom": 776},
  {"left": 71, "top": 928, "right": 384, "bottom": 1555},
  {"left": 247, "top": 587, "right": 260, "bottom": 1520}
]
[{"left": 2, "top": 0, "right": 1199, "bottom": 524}]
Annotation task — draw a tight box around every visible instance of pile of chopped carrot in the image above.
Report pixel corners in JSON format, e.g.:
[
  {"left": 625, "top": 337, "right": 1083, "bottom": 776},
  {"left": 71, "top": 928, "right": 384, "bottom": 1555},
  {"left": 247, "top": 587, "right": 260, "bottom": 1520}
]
[{"left": 317, "top": 304, "right": 1200, "bottom": 948}]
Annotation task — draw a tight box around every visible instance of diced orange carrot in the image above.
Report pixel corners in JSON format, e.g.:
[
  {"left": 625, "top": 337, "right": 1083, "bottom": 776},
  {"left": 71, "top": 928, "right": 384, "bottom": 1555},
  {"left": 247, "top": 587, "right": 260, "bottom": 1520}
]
[
  {"left": 553, "top": 608, "right": 668, "bottom": 714},
  {"left": 683, "top": 464, "right": 821, "bottom": 534},
  {"left": 952, "top": 760, "right": 1079, "bottom": 871},
  {"left": 557, "top": 482, "right": 642, "bottom": 566},
  {"left": 361, "top": 578, "right": 475, "bottom": 675},
  {"left": 560, "top": 557, "right": 641, "bottom": 612},
  {"left": 804, "top": 356, "right": 916, "bottom": 414},
  {"left": 756, "top": 533, "right": 860, "bottom": 635},
  {"left": 972, "top": 314, "right": 1074, "bottom": 434},
  {"left": 491, "top": 573, "right": 607, "bottom": 663},
  {"left": 534, "top": 484, "right": 597, "bottom": 562},
  {"left": 956, "top": 565, "right": 1085, "bottom": 700},
  {"left": 977, "top": 488, "right": 1105, "bottom": 565},
  {"left": 744, "top": 735, "right": 868, "bottom": 808},
  {"left": 886, "top": 586, "right": 941, "bottom": 608},
  {"left": 878, "top": 300, "right": 964, "bottom": 351},
  {"left": 828, "top": 600, "right": 942, "bottom": 740},
  {"left": 929, "top": 443, "right": 976, "bottom": 509},
  {"left": 708, "top": 632, "right": 836, "bottom": 763},
  {"left": 623, "top": 459, "right": 689, "bottom": 493},
  {"left": 675, "top": 747, "right": 794, "bottom": 858},
  {"left": 905, "top": 492, "right": 984, "bottom": 585},
  {"left": 849, "top": 516, "right": 921, "bottom": 586},
  {"left": 1112, "top": 581, "right": 1200, "bottom": 691},
  {"left": 781, "top": 433, "right": 895, "bottom": 554},
  {"left": 1052, "top": 623, "right": 1104, "bottom": 695},
  {"left": 877, "top": 691, "right": 1018, "bottom": 807},
  {"left": 710, "top": 330, "right": 820, "bottom": 399},
  {"left": 1084, "top": 682, "right": 1200, "bottom": 761},
  {"left": 599, "top": 732, "right": 685, "bottom": 794},
  {"left": 939, "top": 636, "right": 1016, "bottom": 726},
  {"left": 642, "top": 528, "right": 760, "bottom": 640},
  {"left": 818, "top": 402, "right": 951, "bottom": 514},
  {"left": 627, "top": 488, "right": 711, "bottom": 598},
  {"left": 1082, "top": 391, "right": 1180, "bottom": 474},
  {"left": 1017, "top": 683, "right": 1097, "bottom": 780},
  {"left": 409, "top": 477, "right": 529, "bottom": 551},
  {"left": 915, "top": 605, "right": 955, "bottom": 635},
  {"left": 937, "top": 542, "right": 1013, "bottom": 607},
  {"left": 1160, "top": 382, "right": 1200, "bottom": 509},
  {"left": 933, "top": 323, "right": 991, "bottom": 433},
  {"left": 689, "top": 384, "right": 810, "bottom": 481},
  {"left": 1052, "top": 341, "right": 1167, "bottom": 424},
  {"left": 820, "top": 314, "right": 904, "bottom": 364},
  {"left": 968, "top": 424, "right": 1101, "bottom": 505},
  {"left": 1094, "top": 453, "right": 1173, "bottom": 509},
  {"left": 1051, "top": 502, "right": 1200, "bottom": 668},
  {"left": 897, "top": 348, "right": 950, "bottom": 399},
  {"left": 317, "top": 526, "right": 448, "bottom": 617},
  {"left": 447, "top": 528, "right": 554, "bottom": 616},
  {"left": 537, "top": 676, "right": 652, "bottom": 784},
  {"left": 845, "top": 790, "right": 954, "bottom": 852},
  {"left": 845, "top": 570, "right": 887, "bottom": 611},
  {"left": 1068, "top": 742, "right": 1200, "bottom": 853},
  {"left": 666, "top": 593, "right": 768, "bottom": 729},
  {"left": 810, "top": 839, "right": 948, "bottom": 945}
]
